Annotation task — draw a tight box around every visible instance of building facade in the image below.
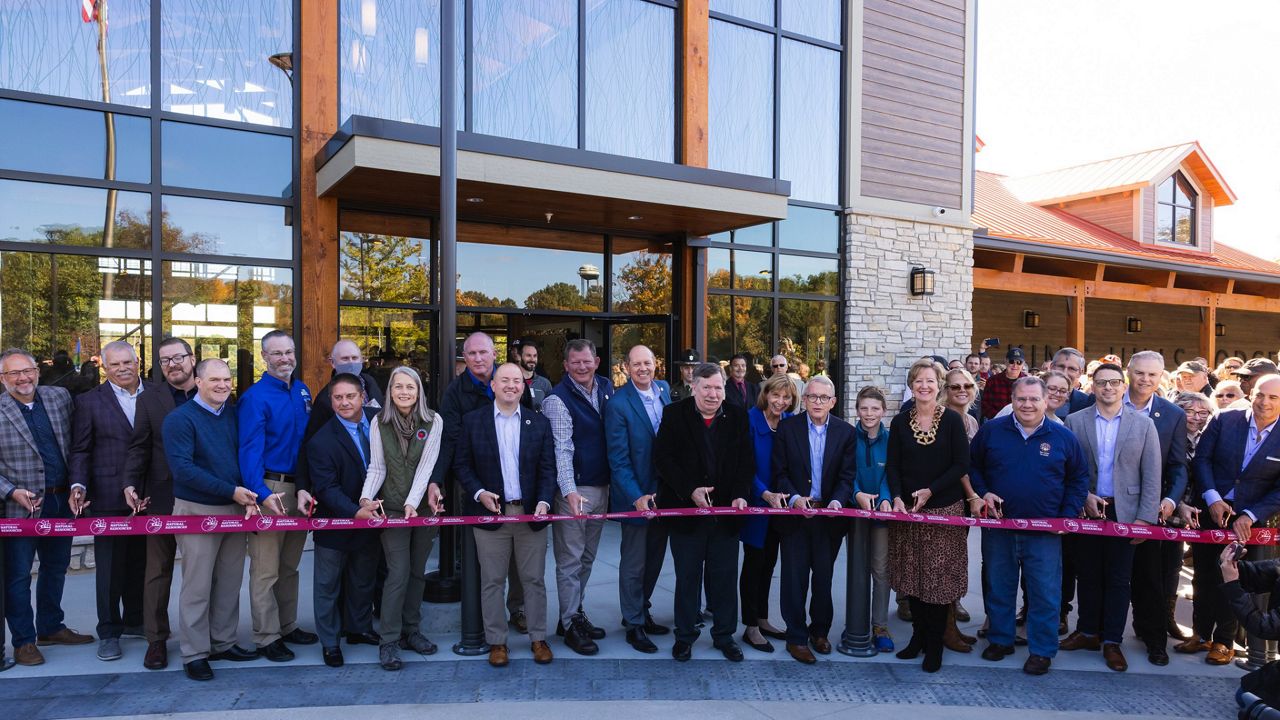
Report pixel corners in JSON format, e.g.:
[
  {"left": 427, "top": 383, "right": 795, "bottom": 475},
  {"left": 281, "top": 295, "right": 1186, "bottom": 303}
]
[{"left": 0, "top": 0, "right": 977, "bottom": 411}]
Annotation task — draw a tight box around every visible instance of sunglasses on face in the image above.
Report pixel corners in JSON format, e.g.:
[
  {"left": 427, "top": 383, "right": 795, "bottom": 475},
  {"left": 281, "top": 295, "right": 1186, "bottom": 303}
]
[{"left": 946, "top": 383, "right": 974, "bottom": 391}]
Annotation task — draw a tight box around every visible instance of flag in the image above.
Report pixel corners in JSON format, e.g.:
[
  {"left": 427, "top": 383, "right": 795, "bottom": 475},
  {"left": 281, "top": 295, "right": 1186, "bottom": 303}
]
[{"left": 81, "top": 0, "right": 96, "bottom": 23}]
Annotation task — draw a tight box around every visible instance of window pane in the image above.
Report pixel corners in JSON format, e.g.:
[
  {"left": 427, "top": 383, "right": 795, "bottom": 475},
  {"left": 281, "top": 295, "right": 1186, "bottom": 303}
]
[
  {"left": 708, "top": 247, "right": 731, "bottom": 289},
  {"left": 612, "top": 237, "right": 673, "bottom": 314},
  {"left": 710, "top": 0, "right": 774, "bottom": 25},
  {"left": 1174, "top": 206, "right": 1194, "bottom": 246},
  {"left": 340, "top": 211, "right": 432, "bottom": 303},
  {"left": 161, "top": 0, "right": 292, "bottom": 127},
  {"left": 709, "top": 20, "right": 773, "bottom": 178},
  {"left": 0, "top": 100, "right": 150, "bottom": 183},
  {"left": 733, "top": 222, "right": 772, "bottom": 246},
  {"left": 472, "top": 0, "right": 577, "bottom": 146},
  {"left": 778, "top": 205, "right": 838, "bottom": 252},
  {"left": 733, "top": 250, "right": 773, "bottom": 291},
  {"left": 781, "top": 0, "right": 841, "bottom": 43},
  {"left": 1155, "top": 206, "right": 1173, "bottom": 244},
  {"left": 0, "top": 251, "right": 152, "bottom": 394},
  {"left": 1158, "top": 176, "right": 1174, "bottom": 205},
  {"left": 0, "top": 179, "right": 150, "bottom": 249},
  {"left": 778, "top": 255, "right": 838, "bottom": 295},
  {"left": 779, "top": 298, "right": 836, "bottom": 387},
  {"left": 585, "top": 0, "right": 674, "bottom": 162},
  {"left": 162, "top": 196, "right": 293, "bottom": 259},
  {"left": 162, "top": 261, "right": 293, "bottom": 393},
  {"left": 457, "top": 223, "right": 603, "bottom": 310},
  {"left": 338, "top": 305, "right": 434, "bottom": 396},
  {"left": 707, "top": 294, "right": 771, "bottom": 363},
  {"left": 1174, "top": 176, "right": 1194, "bottom": 207},
  {"left": 609, "top": 322, "right": 668, "bottom": 386},
  {"left": 779, "top": 40, "right": 839, "bottom": 204},
  {"left": 0, "top": 0, "right": 150, "bottom": 107},
  {"left": 161, "top": 122, "right": 293, "bottom": 197}
]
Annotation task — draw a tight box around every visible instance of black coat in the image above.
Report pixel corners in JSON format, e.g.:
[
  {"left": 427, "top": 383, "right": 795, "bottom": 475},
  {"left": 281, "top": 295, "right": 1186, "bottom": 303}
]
[
  {"left": 430, "top": 370, "right": 534, "bottom": 488},
  {"left": 1225, "top": 558, "right": 1280, "bottom": 641},
  {"left": 452, "top": 405, "right": 557, "bottom": 532},
  {"left": 770, "top": 413, "right": 856, "bottom": 536},
  {"left": 653, "top": 398, "right": 754, "bottom": 532},
  {"left": 723, "top": 379, "right": 758, "bottom": 413},
  {"left": 124, "top": 383, "right": 191, "bottom": 515},
  {"left": 308, "top": 414, "right": 378, "bottom": 551},
  {"left": 295, "top": 371, "right": 383, "bottom": 493}
]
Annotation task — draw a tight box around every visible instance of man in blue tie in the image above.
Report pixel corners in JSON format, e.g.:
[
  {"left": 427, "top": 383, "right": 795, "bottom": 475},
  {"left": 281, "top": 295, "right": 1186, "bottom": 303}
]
[
  {"left": 605, "top": 345, "right": 673, "bottom": 653},
  {"left": 307, "top": 374, "right": 381, "bottom": 669}
]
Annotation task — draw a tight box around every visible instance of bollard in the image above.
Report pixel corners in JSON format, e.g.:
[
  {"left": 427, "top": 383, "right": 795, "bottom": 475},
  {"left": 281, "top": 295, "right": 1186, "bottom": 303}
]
[{"left": 837, "top": 516, "right": 877, "bottom": 656}]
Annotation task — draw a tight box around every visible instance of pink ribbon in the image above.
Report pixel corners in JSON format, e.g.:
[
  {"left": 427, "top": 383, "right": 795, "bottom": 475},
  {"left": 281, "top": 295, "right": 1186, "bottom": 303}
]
[{"left": 0, "top": 506, "right": 1273, "bottom": 545}]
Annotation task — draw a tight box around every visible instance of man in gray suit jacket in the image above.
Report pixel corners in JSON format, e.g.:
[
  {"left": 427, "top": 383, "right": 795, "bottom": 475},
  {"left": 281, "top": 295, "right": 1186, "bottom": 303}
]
[
  {"left": 0, "top": 348, "right": 94, "bottom": 666},
  {"left": 1060, "top": 362, "right": 1161, "bottom": 673}
]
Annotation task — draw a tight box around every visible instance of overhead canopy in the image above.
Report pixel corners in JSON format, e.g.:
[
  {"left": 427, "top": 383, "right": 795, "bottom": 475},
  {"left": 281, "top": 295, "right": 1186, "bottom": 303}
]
[{"left": 316, "top": 117, "right": 792, "bottom": 237}]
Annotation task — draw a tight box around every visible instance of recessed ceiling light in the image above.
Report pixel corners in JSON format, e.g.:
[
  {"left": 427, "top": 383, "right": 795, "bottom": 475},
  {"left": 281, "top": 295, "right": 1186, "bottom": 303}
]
[
  {"left": 627, "top": 215, "right": 643, "bottom": 221},
  {"left": 465, "top": 197, "right": 484, "bottom": 203}
]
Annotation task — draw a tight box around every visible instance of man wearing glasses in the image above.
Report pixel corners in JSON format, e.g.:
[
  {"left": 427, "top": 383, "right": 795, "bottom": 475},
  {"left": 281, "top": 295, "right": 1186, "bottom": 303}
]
[
  {"left": 237, "top": 330, "right": 319, "bottom": 662},
  {"left": 0, "top": 348, "right": 93, "bottom": 666},
  {"left": 980, "top": 347, "right": 1028, "bottom": 421},
  {"left": 766, "top": 376, "right": 855, "bottom": 663},
  {"left": 123, "top": 337, "right": 199, "bottom": 670}
]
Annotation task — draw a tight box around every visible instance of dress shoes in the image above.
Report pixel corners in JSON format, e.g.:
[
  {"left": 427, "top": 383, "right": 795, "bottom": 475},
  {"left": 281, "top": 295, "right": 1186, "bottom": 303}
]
[
  {"left": 323, "top": 647, "right": 344, "bottom": 668},
  {"left": 759, "top": 626, "right": 787, "bottom": 641},
  {"left": 531, "top": 640, "right": 553, "bottom": 664},
  {"left": 1236, "top": 658, "right": 1265, "bottom": 672},
  {"left": 510, "top": 611, "right": 528, "bottom": 634},
  {"left": 954, "top": 600, "right": 971, "bottom": 623},
  {"left": 14, "top": 643, "right": 45, "bottom": 666},
  {"left": 672, "top": 640, "right": 693, "bottom": 661},
  {"left": 981, "top": 643, "right": 1014, "bottom": 662},
  {"left": 259, "top": 639, "right": 295, "bottom": 662},
  {"left": 557, "top": 615, "right": 605, "bottom": 642},
  {"left": 741, "top": 630, "right": 774, "bottom": 653},
  {"left": 1147, "top": 646, "right": 1170, "bottom": 666},
  {"left": 626, "top": 628, "right": 658, "bottom": 654},
  {"left": 810, "top": 635, "right": 832, "bottom": 655},
  {"left": 143, "top": 640, "right": 168, "bottom": 670},
  {"left": 1059, "top": 631, "right": 1101, "bottom": 652},
  {"left": 488, "top": 644, "right": 509, "bottom": 667},
  {"left": 1102, "top": 643, "right": 1127, "bottom": 672},
  {"left": 1174, "top": 638, "right": 1211, "bottom": 654},
  {"left": 579, "top": 612, "right": 606, "bottom": 640},
  {"left": 37, "top": 627, "right": 93, "bottom": 646},
  {"left": 563, "top": 616, "right": 600, "bottom": 656},
  {"left": 184, "top": 659, "right": 214, "bottom": 681},
  {"left": 346, "top": 631, "right": 381, "bottom": 646},
  {"left": 788, "top": 643, "right": 817, "bottom": 664},
  {"left": 714, "top": 640, "right": 744, "bottom": 662},
  {"left": 282, "top": 628, "right": 318, "bottom": 645},
  {"left": 1023, "top": 654, "right": 1052, "bottom": 675},
  {"left": 1205, "top": 642, "right": 1234, "bottom": 665},
  {"left": 643, "top": 616, "right": 671, "bottom": 636},
  {"left": 208, "top": 645, "right": 258, "bottom": 662}
]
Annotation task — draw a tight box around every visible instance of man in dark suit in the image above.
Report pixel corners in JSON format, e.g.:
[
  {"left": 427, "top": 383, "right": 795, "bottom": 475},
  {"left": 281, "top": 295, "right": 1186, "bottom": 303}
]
[
  {"left": 1189, "top": 373, "right": 1280, "bottom": 668},
  {"left": 453, "top": 363, "right": 557, "bottom": 668},
  {"left": 1122, "top": 351, "right": 1188, "bottom": 666},
  {"left": 123, "top": 337, "right": 198, "bottom": 670},
  {"left": 68, "top": 340, "right": 153, "bottom": 662},
  {"left": 0, "top": 347, "right": 94, "bottom": 666},
  {"left": 308, "top": 374, "right": 381, "bottom": 670},
  {"left": 723, "top": 353, "right": 758, "bottom": 412},
  {"left": 768, "top": 375, "right": 855, "bottom": 664},
  {"left": 655, "top": 362, "right": 753, "bottom": 662}
]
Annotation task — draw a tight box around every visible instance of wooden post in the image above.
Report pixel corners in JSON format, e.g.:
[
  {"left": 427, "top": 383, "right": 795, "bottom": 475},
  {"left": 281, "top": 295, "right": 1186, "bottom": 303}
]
[
  {"left": 1066, "top": 281, "right": 1086, "bottom": 351},
  {"left": 681, "top": 0, "right": 709, "bottom": 167},
  {"left": 1201, "top": 300, "right": 1217, "bottom": 366},
  {"left": 298, "top": 0, "right": 340, "bottom": 392}
]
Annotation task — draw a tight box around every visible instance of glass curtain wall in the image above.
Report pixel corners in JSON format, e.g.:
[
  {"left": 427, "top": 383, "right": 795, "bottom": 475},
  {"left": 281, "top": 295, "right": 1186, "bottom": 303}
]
[{"left": 0, "top": 0, "right": 297, "bottom": 395}]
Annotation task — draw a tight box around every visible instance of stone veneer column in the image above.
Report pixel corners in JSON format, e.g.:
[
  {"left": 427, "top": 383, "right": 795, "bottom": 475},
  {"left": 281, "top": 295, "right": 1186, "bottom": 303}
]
[{"left": 842, "top": 211, "right": 974, "bottom": 416}]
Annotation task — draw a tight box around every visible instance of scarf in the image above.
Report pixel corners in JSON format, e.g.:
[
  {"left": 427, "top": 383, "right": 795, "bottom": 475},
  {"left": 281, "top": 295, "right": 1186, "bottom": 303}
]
[{"left": 391, "top": 408, "right": 418, "bottom": 454}]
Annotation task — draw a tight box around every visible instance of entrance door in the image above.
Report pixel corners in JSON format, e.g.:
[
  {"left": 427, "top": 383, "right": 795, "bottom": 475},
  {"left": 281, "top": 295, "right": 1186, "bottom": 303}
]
[{"left": 605, "top": 314, "right": 672, "bottom": 389}]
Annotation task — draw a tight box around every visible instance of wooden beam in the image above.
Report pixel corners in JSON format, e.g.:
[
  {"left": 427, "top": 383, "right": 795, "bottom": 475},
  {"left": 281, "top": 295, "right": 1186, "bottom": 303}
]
[
  {"left": 1216, "top": 292, "right": 1280, "bottom": 313},
  {"left": 1225, "top": 278, "right": 1236, "bottom": 294},
  {"left": 1067, "top": 281, "right": 1086, "bottom": 349},
  {"left": 1086, "top": 280, "right": 1212, "bottom": 307},
  {"left": 974, "top": 267, "right": 1080, "bottom": 296},
  {"left": 680, "top": 0, "right": 709, "bottom": 167},
  {"left": 1011, "top": 253, "right": 1024, "bottom": 273},
  {"left": 1166, "top": 271, "right": 1177, "bottom": 289},
  {"left": 298, "top": 0, "right": 340, "bottom": 392},
  {"left": 1094, "top": 263, "right": 1106, "bottom": 283},
  {"left": 1200, "top": 302, "right": 1217, "bottom": 365}
]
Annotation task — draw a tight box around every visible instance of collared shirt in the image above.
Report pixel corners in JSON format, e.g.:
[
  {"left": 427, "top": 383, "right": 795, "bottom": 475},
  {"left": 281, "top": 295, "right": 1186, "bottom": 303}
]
[
  {"left": 1123, "top": 392, "right": 1155, "bottom": 416},
  {"left": 337, "top": 414, "right": 371, "bottom": 467},
  {"left": 237, "top": 373, "right": 311, "bottom": 501},
  {"left": 1093, "top": 408, "right": 1123, "bottom": 497},
  {"left": 1242, "top": 414, "right": 1277, "bottom": 471},
  {"left": 192, "top": 393, "right": 225, "bottom": 416},
  {"left": 493, "top": 404, "right": 523, "bottom": 502},
  {"left": 168, "top": 383, "right": 197, "bottom": 408},
  {"left": 17, "top": 394, "right": 67, "bottom": 488},
  {"left": 807, "top": 416, "right": 828, "bottom": 500},
  {"left": 466, "top": 368, "right": 494, "bottom": 401},
  {"left": 637, "top": 384, "right": 662, "bottom": 434},
  {"left": 539, "top": 377, "right": 601, "bottom": 497},
  {"left": 109, "top": 380, "right": 144, "bottom": 427},
  {"left": 1016, "top": 416, "right": 1046, "bottom": 440}
]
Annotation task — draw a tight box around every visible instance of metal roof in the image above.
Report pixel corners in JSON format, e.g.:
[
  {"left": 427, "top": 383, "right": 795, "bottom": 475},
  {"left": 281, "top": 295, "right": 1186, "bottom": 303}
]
[{"left": 1003, "top": 142, "right": 1236, "bottom": 206}]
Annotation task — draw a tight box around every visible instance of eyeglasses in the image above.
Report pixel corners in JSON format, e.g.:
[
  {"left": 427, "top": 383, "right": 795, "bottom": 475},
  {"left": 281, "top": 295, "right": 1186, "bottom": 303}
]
[
  {"left": 1, "top": 368, "right": 38, "bottom": 379},
  {"left": 1187, "top": 410, "right": 1212, "bottom": 418},
  {"left": 265, "top": 349, "right": 295, "bottom": 359},
  {"left": 158, "top": 353, "right": 192, "bottom": 366},
  {"left": 804, "top": 394, "right": 833, "bottom": 404},
  {"left": 1216, "top": 391, "right": 1240, "bottom": 399},
  {"left": 1046, "top": 386, "right": 1069, "bottom": 395},
  {"left": 945, "top": 383, "right": 975, "bottom": 391},
  {"left": 1094, "top": 379, "right": 1126, "bottom": 388}
]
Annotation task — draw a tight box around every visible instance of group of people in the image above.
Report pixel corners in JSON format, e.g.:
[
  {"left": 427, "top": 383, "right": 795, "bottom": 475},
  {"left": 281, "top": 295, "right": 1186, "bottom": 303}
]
[{"left": 0, "top": 334, "right": 1277, "bottom": 687}]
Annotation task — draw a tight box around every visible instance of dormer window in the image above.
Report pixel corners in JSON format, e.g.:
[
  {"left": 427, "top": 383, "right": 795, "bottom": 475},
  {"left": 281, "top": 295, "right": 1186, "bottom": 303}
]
[{"left": 1156, "top": 172, "right": 1197, "bottom": 246}]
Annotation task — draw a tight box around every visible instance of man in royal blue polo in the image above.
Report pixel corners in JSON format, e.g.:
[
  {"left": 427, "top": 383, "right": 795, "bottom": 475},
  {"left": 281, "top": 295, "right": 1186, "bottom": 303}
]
[
  {"left": 237, "top": 330, "right": 318, "bottom": 662},
  {"left": 971, "top": 375, "right": 1089, "bottom": 676}
]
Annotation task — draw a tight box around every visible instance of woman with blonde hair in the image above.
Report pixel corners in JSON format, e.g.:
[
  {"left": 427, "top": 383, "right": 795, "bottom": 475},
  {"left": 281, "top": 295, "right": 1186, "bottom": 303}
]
[{"left": 359, "top": 366, "right": 443, "bottom": 671}]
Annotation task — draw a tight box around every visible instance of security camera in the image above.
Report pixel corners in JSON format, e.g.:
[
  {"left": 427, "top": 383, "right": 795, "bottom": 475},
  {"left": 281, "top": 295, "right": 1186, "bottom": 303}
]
[{"left": 931, "top": 206, "right": 948, "bottom": 218}]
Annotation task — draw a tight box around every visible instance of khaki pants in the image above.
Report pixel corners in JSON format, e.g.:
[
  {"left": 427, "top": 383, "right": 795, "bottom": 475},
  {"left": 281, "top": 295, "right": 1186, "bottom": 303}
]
[
  {"left": 474, "top": 504, "right": 548, "bottom": 645},
  {"left": 552, "top": 485, "right": 608, "bottom": 625},
  {"left": 247, "top": 478, "right": 306, "bottom": 647},
  {"left": 174, "top": 499, "right": 247, "bottom": 662}
]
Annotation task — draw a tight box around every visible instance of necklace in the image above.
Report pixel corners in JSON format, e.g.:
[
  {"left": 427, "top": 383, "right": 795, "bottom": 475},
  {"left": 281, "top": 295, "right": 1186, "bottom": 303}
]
[{"left": 909, "top": 404, "right": 944, "bottom": 446}]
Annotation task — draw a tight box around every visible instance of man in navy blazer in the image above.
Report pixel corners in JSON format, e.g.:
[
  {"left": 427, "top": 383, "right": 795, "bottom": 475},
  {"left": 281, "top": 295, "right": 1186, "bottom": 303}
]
[
  {"left": 68, "top": 340, "right": 153, "bottom": 662},
  {"left": 453, "top": 363, "right": 557, "bottom": 668},
  {"left": 604, "top": 345, "right": 672, "bottom": 653},
  {"left": 1121, "top": 351, "right": 1189, "bottom": 665},
  {"left": 768, "top": 376, "right": 855, "bottom": 663},
  {"left": 307, "top": 374, "right": 380, "bottom": 669},
  {"left": 1189, "top": 373, "right": 1280, "bottom": 668}
]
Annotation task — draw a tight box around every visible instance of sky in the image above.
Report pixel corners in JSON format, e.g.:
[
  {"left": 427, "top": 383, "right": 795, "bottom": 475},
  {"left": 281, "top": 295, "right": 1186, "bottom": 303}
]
[{"left": 974, "top": 0, "right": 1280, "bottom": 260}]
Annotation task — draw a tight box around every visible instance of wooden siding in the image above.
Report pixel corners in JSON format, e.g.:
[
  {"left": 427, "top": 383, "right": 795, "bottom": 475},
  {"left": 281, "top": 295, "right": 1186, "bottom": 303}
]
[
  {"left": 681, "top": 0, "right": 709, "bottom": 167},
  {"left": 860, "top": 0, "right": 966, "bottom": 210},
  {"left": 1200, "top": 194, "right": 1214, "bottom": 252},
  {"left": 1141, "top": 187, "right": 1155, "bottom": 244},
  {"left": 1058, "top": 191, "right": 1135, "bottom": 239}
]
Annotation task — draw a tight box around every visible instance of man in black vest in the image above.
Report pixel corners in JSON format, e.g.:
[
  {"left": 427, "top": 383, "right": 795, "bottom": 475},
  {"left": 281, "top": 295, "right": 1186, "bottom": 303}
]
[{"left": 541, "top": 338, "right": 609, "bottom": 655}]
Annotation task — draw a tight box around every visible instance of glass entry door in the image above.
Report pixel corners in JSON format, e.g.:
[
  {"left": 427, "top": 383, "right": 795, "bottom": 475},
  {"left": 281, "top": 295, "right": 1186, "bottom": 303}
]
[{"left": 605, "top": 314, "right": 672, "bottom": 388}]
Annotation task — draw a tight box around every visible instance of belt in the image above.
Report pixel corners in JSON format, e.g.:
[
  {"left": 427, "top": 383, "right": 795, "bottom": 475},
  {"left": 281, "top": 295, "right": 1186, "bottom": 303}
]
[
  {"left": 42, "top": 486, "right": 68, "bottom": 495},
  {"left": 506, "top": 499, "right": 524, "bottom": 506},
  {"left": 263, "top": 472, "right": 294, "bottom": 483}
]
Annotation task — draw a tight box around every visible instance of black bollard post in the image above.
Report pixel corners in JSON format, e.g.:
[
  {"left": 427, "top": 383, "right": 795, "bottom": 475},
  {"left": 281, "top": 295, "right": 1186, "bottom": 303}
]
[
  {"left": 838, "top": 516, "right": 876, "bottom": 656},
  {"left": 452, "top": 524, "right": 489, "bottom": 655}
]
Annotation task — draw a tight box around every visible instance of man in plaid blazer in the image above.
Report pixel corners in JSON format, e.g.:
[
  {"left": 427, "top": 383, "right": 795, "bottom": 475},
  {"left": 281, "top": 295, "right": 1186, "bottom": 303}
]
[{"left": 0, "top": 348, "right": 93, "bottom": 666}]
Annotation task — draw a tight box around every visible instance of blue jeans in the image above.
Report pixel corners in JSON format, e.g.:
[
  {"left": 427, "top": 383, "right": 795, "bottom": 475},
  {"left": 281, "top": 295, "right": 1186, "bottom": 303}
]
[
  {"left": 4, "top": 491, "right": 73, "bottom": 648},
  {"left": 983, "top": 528, "right": 1061, "bottom": 658}
]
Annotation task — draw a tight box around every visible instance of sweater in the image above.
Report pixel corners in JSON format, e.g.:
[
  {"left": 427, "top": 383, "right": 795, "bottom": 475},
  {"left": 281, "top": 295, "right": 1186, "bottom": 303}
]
[
  {"left": 969, "top": 415, "right": 1089, "bottom": 520},
  {"left": 162, "top": 399, "right": 244, "bottom": 506},
  {"left": 885, "top": 408, "right": 970, "bottom": 509}
]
